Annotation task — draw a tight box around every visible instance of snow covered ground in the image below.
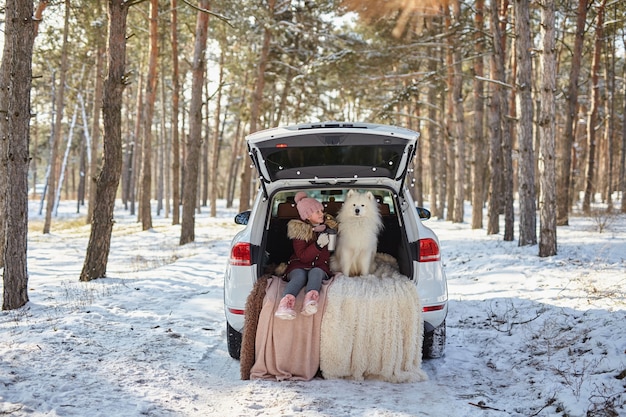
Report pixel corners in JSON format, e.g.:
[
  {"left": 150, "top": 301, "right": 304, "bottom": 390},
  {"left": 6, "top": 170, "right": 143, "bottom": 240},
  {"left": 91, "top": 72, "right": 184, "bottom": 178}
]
[{"left": 1, "top": 199, "right": 625, "bottom": 417}]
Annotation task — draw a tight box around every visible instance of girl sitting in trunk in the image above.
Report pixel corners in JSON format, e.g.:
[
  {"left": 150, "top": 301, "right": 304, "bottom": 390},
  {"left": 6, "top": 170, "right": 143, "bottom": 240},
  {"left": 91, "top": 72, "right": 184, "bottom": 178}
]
[{"left": 274, "top": 191, "right": 337, "bottom": 320}]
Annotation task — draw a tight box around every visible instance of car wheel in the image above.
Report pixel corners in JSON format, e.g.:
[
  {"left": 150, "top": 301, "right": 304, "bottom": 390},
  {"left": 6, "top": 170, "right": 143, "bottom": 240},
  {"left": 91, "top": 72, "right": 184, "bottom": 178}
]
[
  {"left": 227, "top": 322, "right": 242, "bottom": 360},
  {"left": 423, "top": 319, "right": 446, "bottom": 359}
]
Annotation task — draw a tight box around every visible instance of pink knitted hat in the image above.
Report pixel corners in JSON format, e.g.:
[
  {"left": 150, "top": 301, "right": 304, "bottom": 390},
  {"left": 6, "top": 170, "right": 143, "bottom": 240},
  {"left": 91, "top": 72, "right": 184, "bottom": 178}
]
[{"left": 294, "top": 191, "right": 323, "bottom": 221}]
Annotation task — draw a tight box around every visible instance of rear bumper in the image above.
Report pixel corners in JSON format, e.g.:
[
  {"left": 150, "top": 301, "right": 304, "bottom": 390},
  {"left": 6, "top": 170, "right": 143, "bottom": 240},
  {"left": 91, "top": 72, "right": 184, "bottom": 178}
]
[{"left": 226, "top": 300, "right": 448, "bottom": 335}]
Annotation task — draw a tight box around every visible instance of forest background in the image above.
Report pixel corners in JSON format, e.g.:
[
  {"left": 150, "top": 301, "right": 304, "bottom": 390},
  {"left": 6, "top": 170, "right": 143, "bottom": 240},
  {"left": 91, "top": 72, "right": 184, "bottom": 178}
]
[{"left": 1, "top": 0, "right": 625, "bottom": 310}]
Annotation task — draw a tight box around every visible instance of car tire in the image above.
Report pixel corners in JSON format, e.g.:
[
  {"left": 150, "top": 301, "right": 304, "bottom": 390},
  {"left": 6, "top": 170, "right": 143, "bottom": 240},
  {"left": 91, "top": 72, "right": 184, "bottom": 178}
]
[
  {"left": 227, "top": 322, "right": 242, "bottom": 360},
  {"left": 423, "top": 319, "right": 446, "bottom": 359}
]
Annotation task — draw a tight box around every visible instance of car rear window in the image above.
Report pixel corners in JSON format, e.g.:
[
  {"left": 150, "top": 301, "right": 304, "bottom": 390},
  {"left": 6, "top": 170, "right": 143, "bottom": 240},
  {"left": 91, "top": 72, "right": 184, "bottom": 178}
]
[
  {"left": 270, "top": 189, "right": 396, "bottom": 218},
  {"left": 259, "top": 143, "right": 408, "bottom": 180}
]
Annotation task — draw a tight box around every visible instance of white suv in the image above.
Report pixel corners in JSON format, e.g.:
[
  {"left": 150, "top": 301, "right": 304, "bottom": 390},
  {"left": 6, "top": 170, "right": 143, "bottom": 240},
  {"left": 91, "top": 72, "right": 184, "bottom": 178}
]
[{"left": 224, "top": 122, "right": 448, "bottom": 359}]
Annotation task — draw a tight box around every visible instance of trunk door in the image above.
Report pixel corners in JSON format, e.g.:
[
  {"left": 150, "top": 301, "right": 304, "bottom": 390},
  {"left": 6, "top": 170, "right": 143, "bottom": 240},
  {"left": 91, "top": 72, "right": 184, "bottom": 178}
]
[{"left": 246, "top": 122, "right": 418, "bottom": 186}]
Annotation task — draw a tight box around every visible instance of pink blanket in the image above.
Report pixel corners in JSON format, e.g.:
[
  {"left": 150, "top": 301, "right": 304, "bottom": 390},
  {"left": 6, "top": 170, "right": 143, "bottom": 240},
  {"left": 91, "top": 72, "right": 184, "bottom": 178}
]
[{"left": 250, "top": 276, "right": 334, "bottom": 381}]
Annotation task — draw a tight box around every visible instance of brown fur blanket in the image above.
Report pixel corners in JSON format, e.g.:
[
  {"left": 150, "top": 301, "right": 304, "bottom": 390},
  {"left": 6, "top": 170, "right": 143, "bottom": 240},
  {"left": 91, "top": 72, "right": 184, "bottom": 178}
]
[{"left": 240, "top": 275, "right": 269, "bottom": 380}]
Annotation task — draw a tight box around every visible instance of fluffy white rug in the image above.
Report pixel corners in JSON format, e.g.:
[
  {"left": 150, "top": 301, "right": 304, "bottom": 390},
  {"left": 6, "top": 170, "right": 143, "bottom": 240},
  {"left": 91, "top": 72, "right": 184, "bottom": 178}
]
[{"left": 320, "top": 254, "right": 427, "bottom": 383}]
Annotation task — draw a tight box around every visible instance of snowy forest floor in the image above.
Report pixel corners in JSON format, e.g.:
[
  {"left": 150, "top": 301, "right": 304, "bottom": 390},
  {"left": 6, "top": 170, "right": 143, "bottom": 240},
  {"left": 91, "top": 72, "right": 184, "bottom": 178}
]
[{"left": 1, "top": 199, "right": 625, "bottom": 417}]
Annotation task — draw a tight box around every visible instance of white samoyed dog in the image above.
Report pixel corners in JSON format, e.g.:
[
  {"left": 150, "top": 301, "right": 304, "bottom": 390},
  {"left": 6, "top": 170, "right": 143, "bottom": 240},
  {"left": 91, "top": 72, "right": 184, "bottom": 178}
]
[{"left": 332, "top": 190, "right": 383, "bottom": 277}]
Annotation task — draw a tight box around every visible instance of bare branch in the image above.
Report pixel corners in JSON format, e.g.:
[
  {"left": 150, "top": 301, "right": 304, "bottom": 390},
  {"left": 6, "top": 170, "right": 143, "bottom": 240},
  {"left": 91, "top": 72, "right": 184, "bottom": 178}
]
[
  {"left": 181, "top": 0, "right": 233, "bottom": 27},
  {"left": 34, "top": 0, "right": 49, "bottom": 36},
  {"left": 475, "top": 75, "right": 514, "bottom": 89},
  {"left": 126, "top": 0, "right": 149, "bottom": 7}
]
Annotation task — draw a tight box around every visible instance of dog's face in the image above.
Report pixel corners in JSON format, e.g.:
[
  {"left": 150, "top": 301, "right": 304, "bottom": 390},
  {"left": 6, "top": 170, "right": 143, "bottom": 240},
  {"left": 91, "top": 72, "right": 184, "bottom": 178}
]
[{"left": 343, "top": 190, "right": 376, "bottom": 218}]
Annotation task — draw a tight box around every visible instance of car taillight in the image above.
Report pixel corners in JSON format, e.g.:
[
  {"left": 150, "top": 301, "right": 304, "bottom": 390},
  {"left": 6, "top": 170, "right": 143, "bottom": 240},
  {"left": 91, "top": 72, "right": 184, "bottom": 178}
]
[
  {"left": 230, "top": 242, "right": 251, "bottom": 266},
  {"left": 423, "top": 304, "right": 445, "bottom": 312},
  {"left": 418, "top": 238, "right": 440, "bottom": 262}
]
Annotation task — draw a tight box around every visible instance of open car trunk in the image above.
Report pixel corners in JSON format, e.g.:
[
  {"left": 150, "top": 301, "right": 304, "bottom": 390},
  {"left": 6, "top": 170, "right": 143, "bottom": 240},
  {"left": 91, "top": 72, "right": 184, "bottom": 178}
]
[{"left": 260, "top": 188, "right": 413, "bottom": 280}]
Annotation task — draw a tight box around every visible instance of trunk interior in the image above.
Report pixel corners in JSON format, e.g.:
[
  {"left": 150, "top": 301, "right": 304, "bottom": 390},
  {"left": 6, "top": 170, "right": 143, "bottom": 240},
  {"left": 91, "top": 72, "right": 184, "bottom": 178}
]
[{"left": 260, "top": 189, "right": 413, "bottom": 279}]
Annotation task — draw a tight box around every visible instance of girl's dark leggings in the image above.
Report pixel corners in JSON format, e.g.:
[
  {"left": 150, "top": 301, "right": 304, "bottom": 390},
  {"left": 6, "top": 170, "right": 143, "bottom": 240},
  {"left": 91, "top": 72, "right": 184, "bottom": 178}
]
[{"left": 284, "top": 267, "right": 327, "bottom": 297}]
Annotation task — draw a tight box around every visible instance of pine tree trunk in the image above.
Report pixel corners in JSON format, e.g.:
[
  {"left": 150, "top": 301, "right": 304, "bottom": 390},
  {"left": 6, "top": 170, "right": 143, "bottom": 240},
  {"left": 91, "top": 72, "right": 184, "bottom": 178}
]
[
  {"left": 501, "top": 0, "right": 515, "bottom": 242},
  {"left": 202, "top": 83, "right": 210, "bottom": 207},
  {"left": 79, "top": 0, "right": 129, "bottom": 281},
  {"left": 170, "top": 0, "right": 181, "bottom": 225},
  {"left": 471, "top": 0, "right": 486, "bottom": 229},
  {"left": 0, "top": 53, "right": 6, "bottom": 270},
  {"left": 1, "top": 0, "right": 36, "bottom": 309},
  {"left": 180, "top": 0, "right": 210, "bottom": 245},
  {"left": 43, "top": 0, "right": 70, "bottom": 234},
  {"left": 54, "top": 103, "right": 78, "bottom": 215},
  {"left": 78, "top": 135, "right": 87, "bottom": 209},
  {"left": 87, "top": 0, "right": 105, "bottom": 225},
  {"left": 602, "top": 31, "right": 616, "bottom": 211},
  {"left": 227, "top": 82, "right": 247, "bottom": 208},
  {"left": 515, "top": 0, "right": 537, "bottom": 246},
  {"left": 582, "top": 0, "right": 607, "bottom": 214},
  {"left": 487, "top": 0, "right": 506, "bottom": 235},
  {"left": 444, "top": 12, "right": 455, "bottom": 222},
  {"left": 452, "top": 57, "right": 465, "bottom": 223},
  {"left": 128, "top": 71, "right": 144, "bottom": 217},
  {"left": 538, "top": 0, "right": 557, "bottom": 257},
  {"left": 437, "top": 89, "right": 448, "bottom": 219},
  {"left": 140, "top": 0, "right": 159, "bottom": 230},
  {"left": 210, "top": 52, "right": 225, "bottom": 217},
  {"left": 157, "top": 79, "right": 166, "bottom": 217},
  {"left": 621, "top": 64, "right": 626, "bottom": 214},
  {"left": 413, "top": 101, "right": 424, "bottom": 207},
  {"left": 427, "top": 51, "right": 440, "bottom": 218},
  {"left": 557, "top": 0, "right": 588, "bottom": 225}
]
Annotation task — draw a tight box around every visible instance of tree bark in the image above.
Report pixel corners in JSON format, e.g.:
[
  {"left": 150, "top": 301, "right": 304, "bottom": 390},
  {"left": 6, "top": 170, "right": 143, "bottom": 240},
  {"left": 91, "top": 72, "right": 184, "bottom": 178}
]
[
  {"left": 171, "top": 0, "right": 181, "bottom": 225},
  {"left": 515, "top": 0, "right": 537, "bottom": 246},
  {"left": 621, "top": 61, "right": 626, "bottom": 214},
  {"left": 451, "top": 83, "right": 465, "bottom": 223},
  {"left": 202, "top": 82, "right": 209, "bottom": 208},
  {"left": 471, "top": 0, "right": 486, "bottom": 229},
  {"left": 427, "top": 52, "right": 440, "bottom": 218},
  {"left": 487, "top": 0, "right": 504, "bottom": 235},
  {"left": 139, "top": 0, "right": 159, "bottom": 230},
  {"left": 0, "top": 49, "right": 6, "bottom": 269},
  {"left": 43, "top": 0, "right": 70, "bottom": 234},
  {"left": 157, "top": 74, "right": 166, "bottom": 216},
  {"left": 413, "top": 100, "right": 424, "bottom": 207},
  {"left": 602, "top": 30, "right": 616, "bottom": 211},
  {"left": 210, "top": 52, "right": 225, "bottom": 217},
  {"left": 450, "top": 0, "right": 465, "bottom": 224},
  {"left": 437, "top": 82, "right": 448, "bottom": 220},
  {"left": 158, "top": 68, "right": 168, "bottom": 217},
  {"left": 445, "top": 12, "right": 455, "bottom": 222},
  {"left": 87, "top": 0, "right": 105, "bottom": 225},
  {"left": 128, "top": 70, "right": 144, "bottom": 217},
  {"left": 226, "top": 78, "right": 248, "bottom": 208},
  {"left": 582, "top": 0, "right": 607, "bottom": 214},
  {"left": 1, "top": 0, "right": 36, "bottom": 309},
  {"left": 500, "top": 0, "right": 514, "bottom": 242},
  {"left": 79, "top": 0, "right": 129, "bottom": 281},
  {"left": 180, "top": 0, "right": 210, "bottom": 245},
  {"left": 556, "top": 0, "right": 588, "bottom": 225},
  {"left": 538, "top": 0, "right": 557, "bottom": 257}
]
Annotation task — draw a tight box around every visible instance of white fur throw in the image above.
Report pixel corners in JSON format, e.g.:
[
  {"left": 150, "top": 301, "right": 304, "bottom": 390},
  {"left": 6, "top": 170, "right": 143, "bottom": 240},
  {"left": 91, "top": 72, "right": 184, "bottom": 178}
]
[{"left": 320, "top": 253, "right": 428, "bottom": 383}]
